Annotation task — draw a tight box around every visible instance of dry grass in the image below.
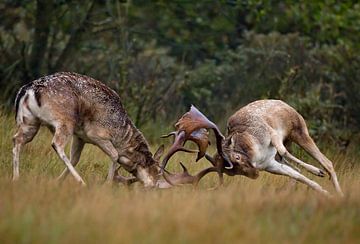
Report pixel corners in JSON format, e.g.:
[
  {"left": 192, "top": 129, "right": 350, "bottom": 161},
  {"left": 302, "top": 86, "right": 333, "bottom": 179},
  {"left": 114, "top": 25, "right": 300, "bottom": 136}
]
[{"left": 0, "top": 112, "right": 359, "bottom": 244}]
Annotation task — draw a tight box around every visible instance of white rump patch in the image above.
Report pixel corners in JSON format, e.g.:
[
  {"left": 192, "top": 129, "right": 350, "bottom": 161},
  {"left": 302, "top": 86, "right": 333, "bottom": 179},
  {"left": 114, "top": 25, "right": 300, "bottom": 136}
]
[{"left": 16, "top": 89, "right": 39, "bottom": 124}]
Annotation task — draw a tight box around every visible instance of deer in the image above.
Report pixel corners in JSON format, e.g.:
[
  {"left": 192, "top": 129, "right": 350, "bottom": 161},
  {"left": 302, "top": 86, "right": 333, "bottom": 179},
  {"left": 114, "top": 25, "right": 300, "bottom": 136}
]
[
  {"left": 12, "top": 72, "right": 211, "bottom": 188},
  {"left": 161, "top": 100, "right": 343, "bottom": 196}
]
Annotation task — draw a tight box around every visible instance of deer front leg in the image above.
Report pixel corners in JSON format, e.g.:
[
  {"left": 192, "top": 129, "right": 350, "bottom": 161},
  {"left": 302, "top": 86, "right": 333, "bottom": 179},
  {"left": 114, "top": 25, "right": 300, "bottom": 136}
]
[
  {"left": 265, "top": 160, "right": 330, "bottom": 196},
  {"left": 271, "top": 134, "right": 325, "bottom": 177},
  {"left": 90, "top": 139, "right": 120, "bottom": 183},
  {"left": 107, "top": 161, "right": 118, "bottom": 182}
]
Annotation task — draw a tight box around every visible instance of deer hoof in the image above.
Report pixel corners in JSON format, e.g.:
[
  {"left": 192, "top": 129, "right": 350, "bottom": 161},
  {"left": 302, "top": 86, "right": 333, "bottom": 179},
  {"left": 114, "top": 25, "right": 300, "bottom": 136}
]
[{"left": 318, "top": 169, "right": 326, "bottom": 177}]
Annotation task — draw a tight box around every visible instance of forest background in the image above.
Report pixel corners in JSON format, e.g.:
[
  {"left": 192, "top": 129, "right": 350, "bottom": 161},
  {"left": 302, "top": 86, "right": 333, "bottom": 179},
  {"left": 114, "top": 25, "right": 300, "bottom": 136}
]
[
  {"left": 1, "top": 0, "right": 360, "bottom": 145},
  {"left": 1, "top": 2, "right": 360, "bottom": 243}
]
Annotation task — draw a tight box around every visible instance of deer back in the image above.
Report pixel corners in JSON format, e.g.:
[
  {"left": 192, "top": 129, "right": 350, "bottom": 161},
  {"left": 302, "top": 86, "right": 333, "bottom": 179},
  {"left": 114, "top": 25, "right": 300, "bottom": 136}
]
[
  {"left": 227, "top": 100, "right": 305, "bottom": 141},
  {"left": 15, "top": 72, "right": 155, "bottom": 167}
]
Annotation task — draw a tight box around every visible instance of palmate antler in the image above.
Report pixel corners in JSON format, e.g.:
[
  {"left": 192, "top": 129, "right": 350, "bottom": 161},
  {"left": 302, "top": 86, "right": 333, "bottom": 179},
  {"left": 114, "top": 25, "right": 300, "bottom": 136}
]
[
  {"left": 161, "top": 162, "right": 219, "bottom": 187},
  {"left": 113, "top": 166, "right": 139, "bottom": 186},
  {"left": 161, "top": 105, "right": 233, "bottom": 170},
  {"left": 160, "top": 105, "right": 233, "bottom": 186}
]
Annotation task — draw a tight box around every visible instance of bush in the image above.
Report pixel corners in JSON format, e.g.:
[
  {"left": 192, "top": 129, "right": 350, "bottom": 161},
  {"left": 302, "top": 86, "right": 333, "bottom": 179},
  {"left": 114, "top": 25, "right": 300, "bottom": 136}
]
[{"left": 182, "top": 32, "right": 360, "bottom": 141}]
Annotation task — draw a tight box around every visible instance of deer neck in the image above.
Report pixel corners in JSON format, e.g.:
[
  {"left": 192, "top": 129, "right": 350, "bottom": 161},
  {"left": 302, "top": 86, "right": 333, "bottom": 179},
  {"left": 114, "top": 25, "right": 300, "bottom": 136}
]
[
  {"left": 116, "top": 123, "right": 154, "bottom": 162},
  {"left": 113, "top": 122, "right": 159, "bottom": 186}
]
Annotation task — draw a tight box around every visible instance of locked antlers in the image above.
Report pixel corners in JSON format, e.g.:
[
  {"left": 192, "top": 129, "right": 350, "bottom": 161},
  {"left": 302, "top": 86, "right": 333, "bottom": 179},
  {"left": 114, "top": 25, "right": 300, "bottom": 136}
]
[
  {"left": 161, "top": 105, "right": 233, "bottom": 176},
  {"left": 113, "top": 106, "right": 234, "bottom": 188},
  {"left": 161, "top": 162, "right": 219, "bottom": 186},
  {"left": 161, "top": 105, "right": 232, "bottom": 170}
]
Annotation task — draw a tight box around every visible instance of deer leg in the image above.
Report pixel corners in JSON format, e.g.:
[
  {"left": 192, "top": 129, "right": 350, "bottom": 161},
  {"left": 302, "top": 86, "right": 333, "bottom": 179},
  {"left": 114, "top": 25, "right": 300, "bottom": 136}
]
[
  {"left": 283, "top": 152, "right": 325, "bottom": 177},
  {"left": 57, "top": 136, "right": 85, "bottom": 181},
  {"left": 52, "top": 126, "right": 86, "bottom": 185},
  {"left": 265, "top": 160, "right": 330, "bottom": 196},
  {"left": 12, "top": 123, "right": 40, "bottom": 181},
  {"left": 279, "top": 140, "right": 300, "bottom": 171},
  {"left": 293, "top": 132, "right": 343, "bottom": 196},
  {"left": 90, "top": 139, "right": 119, "bottom": 182},
  {"left": 107, "top": 161, "right": 118, "bottom": 182},
  {"left": 273, "top": 141, "right": 298, "bottom": 191},
  {"left": 271, "top": 134, "right": 325, "bottom": 177}
]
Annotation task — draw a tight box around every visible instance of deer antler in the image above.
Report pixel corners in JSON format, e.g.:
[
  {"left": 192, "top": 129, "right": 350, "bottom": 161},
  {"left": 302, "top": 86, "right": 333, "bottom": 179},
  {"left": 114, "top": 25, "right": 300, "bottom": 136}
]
[
  {"left": 113, "top": 174, "right": 139, "bottom": 185},
  {"left": 162, "top": 162, "right": 219, "bottom": 187},
  {"left": 113, "top": 166, "right": 139, "bottom": 186},
  {"left": 161, "top": 105, "right": 233, "bottom": 170},
  {"left": 161, "top": 128, "right": 209, "bottom": 162}
]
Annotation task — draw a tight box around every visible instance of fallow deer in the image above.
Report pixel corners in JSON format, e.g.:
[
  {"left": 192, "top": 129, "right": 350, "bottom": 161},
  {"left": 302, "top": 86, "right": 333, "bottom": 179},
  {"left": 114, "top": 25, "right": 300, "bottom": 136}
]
[
  {"left": 161, "top": 101, "right": 343, "bottom": 196},
  {"left": 12, "top": 72, "right": 206, "bottom": 187}
]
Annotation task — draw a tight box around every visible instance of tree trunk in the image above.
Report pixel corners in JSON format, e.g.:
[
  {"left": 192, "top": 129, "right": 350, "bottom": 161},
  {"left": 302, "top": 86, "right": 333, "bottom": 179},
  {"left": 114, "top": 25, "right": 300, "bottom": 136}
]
[{"left": 29, "top": 0, "right": 53, "bottom": 79}]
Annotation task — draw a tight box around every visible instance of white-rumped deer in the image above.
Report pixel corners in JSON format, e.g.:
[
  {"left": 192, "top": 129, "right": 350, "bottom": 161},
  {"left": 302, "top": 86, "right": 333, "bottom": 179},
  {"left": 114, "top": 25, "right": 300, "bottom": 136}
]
[
  {"left": 161, "top": 100, "right": 343, "bottom": 196},
  {"left": 12, "top": 72, "right": 206, "bottom": 187}
]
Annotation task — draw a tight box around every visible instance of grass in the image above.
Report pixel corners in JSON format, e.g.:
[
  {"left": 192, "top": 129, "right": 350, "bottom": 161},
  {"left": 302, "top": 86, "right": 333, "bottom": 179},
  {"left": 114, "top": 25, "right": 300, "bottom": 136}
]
[{"left": 0, "top": 112, "right": 359, "bottom": 244}]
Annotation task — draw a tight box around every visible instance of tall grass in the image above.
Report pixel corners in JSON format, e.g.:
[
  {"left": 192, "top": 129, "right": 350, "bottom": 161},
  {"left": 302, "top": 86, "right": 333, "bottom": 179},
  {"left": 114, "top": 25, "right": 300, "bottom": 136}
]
[{"left": 0, "top": 112, "right": 359, "bottom": 243}]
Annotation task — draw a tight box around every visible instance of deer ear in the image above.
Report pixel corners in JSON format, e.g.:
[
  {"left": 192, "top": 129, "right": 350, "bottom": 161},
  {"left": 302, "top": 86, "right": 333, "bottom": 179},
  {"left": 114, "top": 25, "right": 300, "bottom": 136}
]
[
  {"left": 228, "top": 135, "right": 235, "bottom": 150},
  {"left": 153, "top": 144, "right": 165, "bottom": 161}
]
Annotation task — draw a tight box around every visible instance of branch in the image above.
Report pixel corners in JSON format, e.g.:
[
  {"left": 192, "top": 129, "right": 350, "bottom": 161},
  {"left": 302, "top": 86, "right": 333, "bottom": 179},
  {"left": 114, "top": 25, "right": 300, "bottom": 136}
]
[
  {"left": 29, "top": 0, "right": 54, "bottom": 79},
  {"left": 51, "top": 1, "right": 95, "bottom": 72}
]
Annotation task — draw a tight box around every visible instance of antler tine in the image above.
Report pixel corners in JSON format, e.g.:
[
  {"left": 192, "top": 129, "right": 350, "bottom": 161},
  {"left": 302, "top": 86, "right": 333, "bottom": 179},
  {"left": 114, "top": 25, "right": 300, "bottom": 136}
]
[
  {"left": 160, "top": 132, "right": 177, "bottom": 139},
  {"left": 113, "top": 174, "right": 139, "bottom": 185},
  {"left": 161, "top": 130, "right": 198, "bottom": 169},
  {"left": 162, "top": 162, "right": 222, "bottom": 187},
  {"left": 191, "top": 166, "right": 220, "bottom": 187},
  {"left": 113, "top": 166, "right": 139, "bottom": 186}
]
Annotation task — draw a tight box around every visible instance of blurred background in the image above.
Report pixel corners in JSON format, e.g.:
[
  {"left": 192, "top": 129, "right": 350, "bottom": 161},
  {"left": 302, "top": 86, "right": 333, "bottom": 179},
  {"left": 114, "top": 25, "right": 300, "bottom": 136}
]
[{"left": 1, "top": 0, "right": 359, "bottom": 146}]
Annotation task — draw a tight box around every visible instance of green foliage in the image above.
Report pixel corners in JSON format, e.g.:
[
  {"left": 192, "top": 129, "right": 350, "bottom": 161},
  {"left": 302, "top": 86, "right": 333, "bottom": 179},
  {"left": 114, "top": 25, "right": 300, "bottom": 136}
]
[
  {"left": 183, "top": 32, "right": 359, "bottom": 141},
  {"left": 0, "top": 0, "right": 360, "bottom": 143},
  {"left": 249, "top": 1, "right": 360, "bottom": 46},
  {"left": 117, "top": 43, "right": 186, "bottom": 126}
]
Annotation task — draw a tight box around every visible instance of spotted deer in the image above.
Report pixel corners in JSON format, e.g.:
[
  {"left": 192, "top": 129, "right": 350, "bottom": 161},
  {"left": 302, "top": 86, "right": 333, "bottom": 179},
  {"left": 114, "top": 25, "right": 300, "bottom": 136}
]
[
  {"left": 12, "top": 72, "right": 206, "bottom": 188},
  {"left": 162, "top": 101, "right": 343, "bottom": 196}
]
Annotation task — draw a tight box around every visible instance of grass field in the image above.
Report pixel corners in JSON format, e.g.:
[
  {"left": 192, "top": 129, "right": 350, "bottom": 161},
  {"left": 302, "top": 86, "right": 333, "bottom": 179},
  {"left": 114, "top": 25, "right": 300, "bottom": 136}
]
[{"left": 0, "top": 112, "right": 359, "bottom": 244}]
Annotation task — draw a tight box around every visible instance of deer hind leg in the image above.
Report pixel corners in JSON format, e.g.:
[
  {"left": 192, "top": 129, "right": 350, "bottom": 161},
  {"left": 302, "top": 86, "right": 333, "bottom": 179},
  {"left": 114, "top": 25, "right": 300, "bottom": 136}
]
[
  {"left": 12, "top": 123, "right": 40, "bottom": 181},
  {"left": 292, "top": 131, "right": 343, "bottom": 196},
  {"left": 271, "top": 134, "right": 325, "bottom": 177},
  {"left": 51, "top": 125, "right": 86, "bottom": 185},
  {"left": 266, "top": 159, "right": 329, "bottom": 196},
  {"left": 57, "top": 136, "right": 85, "bottom": 181}
]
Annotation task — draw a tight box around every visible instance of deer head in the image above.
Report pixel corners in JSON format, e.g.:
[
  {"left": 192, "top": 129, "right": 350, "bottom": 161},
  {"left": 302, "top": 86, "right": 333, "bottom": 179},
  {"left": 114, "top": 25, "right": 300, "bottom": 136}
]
[
  {"left": 159, "top": 105, "right": 258, "bottom": 186},
  {"left": 113, "top": 144, "right": 214, "bottom": 188},
  {"left": 220, "top": 133, "right": 256, "bottom": 170},
  {"left": 114, "top": 105, "right": 256, "bottom": 188},
  {"left": 158, "top": 105, "right": 234, "bottom": 186}
]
